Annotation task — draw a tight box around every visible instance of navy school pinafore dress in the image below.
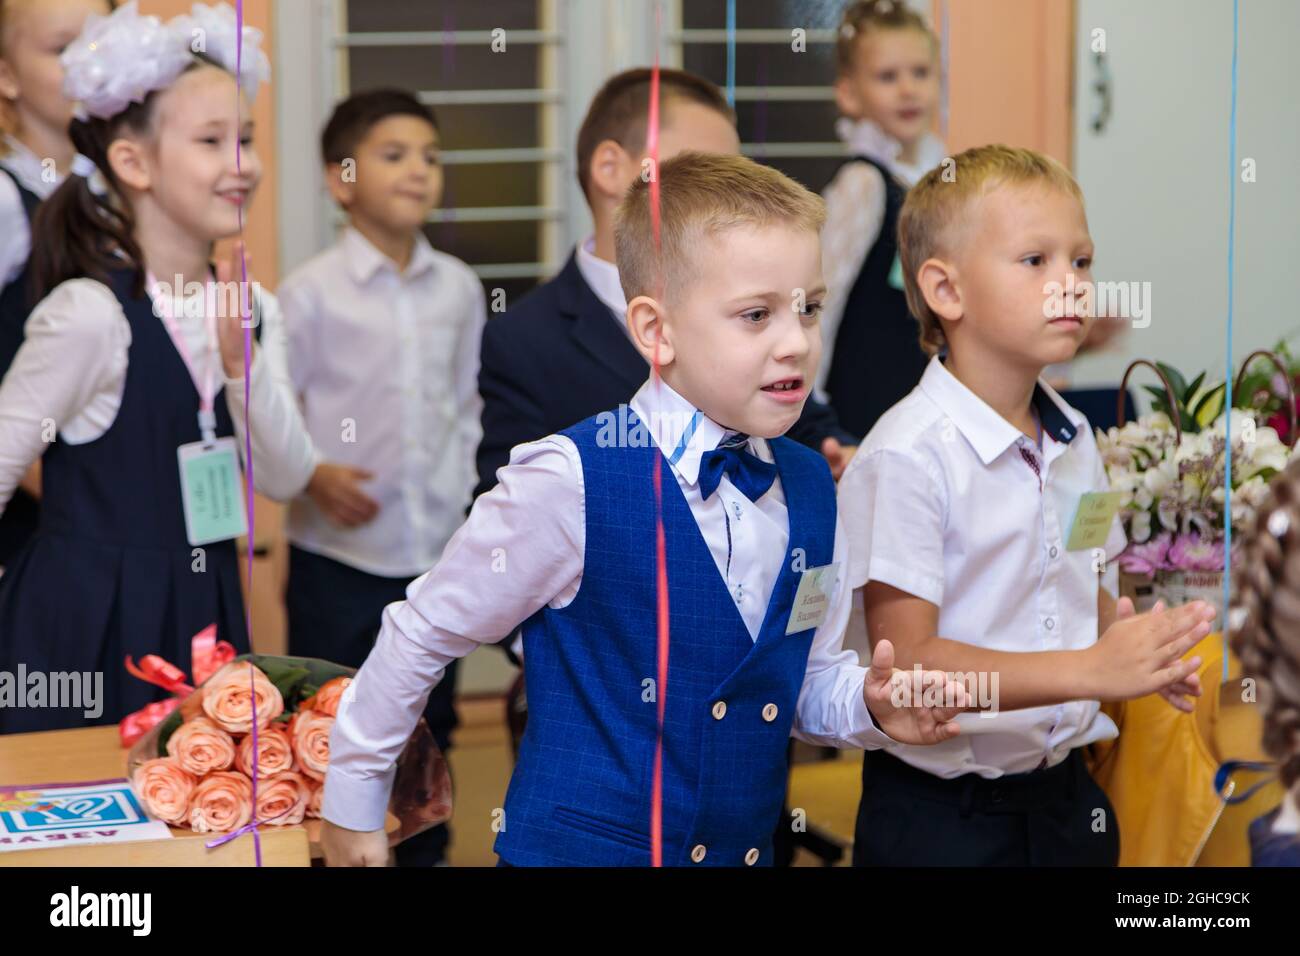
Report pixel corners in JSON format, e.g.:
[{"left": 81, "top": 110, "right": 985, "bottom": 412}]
[
  {"left": 0, "top": 268, "right": 251, "bottom": 733},
  {"left": 0, "top": 166, "right": 45, "bottom": 564}
]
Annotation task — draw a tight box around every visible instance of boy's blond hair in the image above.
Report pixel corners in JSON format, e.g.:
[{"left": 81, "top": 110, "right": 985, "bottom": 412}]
[
  {"left": 615, "top": 151, "right": 826, "bottom": 305},
  {"left": 899, "top": 144, "right": 1084, "bottom": 355}
]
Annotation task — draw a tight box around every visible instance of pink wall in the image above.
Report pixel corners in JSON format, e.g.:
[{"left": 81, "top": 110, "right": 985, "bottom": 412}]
[{"left": 935, "top": 0, "right": 1075, "bottom": 167}]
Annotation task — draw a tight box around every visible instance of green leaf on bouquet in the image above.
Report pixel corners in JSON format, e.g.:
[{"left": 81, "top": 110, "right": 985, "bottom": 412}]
[
  {"left": 156, "top": 709, "right": 184, "bottom": 758},
  {"left": 1157, "top": 362, "right": 1188, "bottom": 405},
  {"left": 1192, "top": 383, "right": 1226, "bottom": 428},
  {"left": 1185, "top": 371, "right": 1207, "bottom": 401}
]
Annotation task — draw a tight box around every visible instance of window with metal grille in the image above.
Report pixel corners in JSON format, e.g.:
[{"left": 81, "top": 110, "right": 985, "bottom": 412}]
[
  {"left": 671, "top": 0, "right": 845, "bottom": 192},
  {"left": 277, "top": 1, "right": 925, "bottom": 299}
]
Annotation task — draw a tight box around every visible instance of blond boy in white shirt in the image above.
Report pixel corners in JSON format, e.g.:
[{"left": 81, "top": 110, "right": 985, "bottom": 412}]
[{"left": 839, "top": 143, "right": 1216, "bottom": 866}]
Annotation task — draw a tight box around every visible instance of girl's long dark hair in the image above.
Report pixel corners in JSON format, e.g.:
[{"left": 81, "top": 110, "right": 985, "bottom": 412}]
[{"left": 29, "top": 56, "right": 213, "bottom": 304}]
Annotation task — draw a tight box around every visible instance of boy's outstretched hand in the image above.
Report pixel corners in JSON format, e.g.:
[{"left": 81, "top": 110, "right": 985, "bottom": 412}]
[
  {"left": 863, "top": 639, "right": 967, "bottom": 745},
  {"left": 1088, "top": 598, "right": 1214, "bottom": 705},
  {"left": 320, "top": 818, "right": 389, "bottom": 867},
  {"left": 1111, "top": 597, "right": 1205, "bottom": 713}
]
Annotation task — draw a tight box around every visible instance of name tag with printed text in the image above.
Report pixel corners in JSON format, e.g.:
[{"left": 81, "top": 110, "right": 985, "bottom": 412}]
[
  {"left": 786, "top": 563, "right": 839, "bottom": 635},
  {"left": 1066, "top": 491, "right": 1124, "bottom": 551},
  {"left": 177, "top": 437, "right": 247, "bottom": 546}
]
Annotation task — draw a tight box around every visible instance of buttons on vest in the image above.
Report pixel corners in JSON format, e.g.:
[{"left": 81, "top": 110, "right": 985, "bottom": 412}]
[
  {"left": 744, "top": 848, "right": 760, "bottom": 866},
  {"left": 762, "top": 703, "right": 778, "bottom": 722},
  {"left": 712, "top": 700, "right": 727, "bottom": 720},
  {"left": 691, "top": 844, "right": 707, "bottom": 863}
]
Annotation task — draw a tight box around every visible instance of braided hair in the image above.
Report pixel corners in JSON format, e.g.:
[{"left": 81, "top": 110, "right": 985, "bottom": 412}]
[{"left": 1230, "top": 458, "right": 1300, "bottom": 795}]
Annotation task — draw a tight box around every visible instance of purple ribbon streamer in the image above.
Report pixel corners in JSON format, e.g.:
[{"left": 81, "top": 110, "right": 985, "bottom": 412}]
[
  {"left": 233, "top": 0, "right": 261, "bottom": 869},
  {"left": 204, "top": 800, "right": 296, "bottom": 851}
]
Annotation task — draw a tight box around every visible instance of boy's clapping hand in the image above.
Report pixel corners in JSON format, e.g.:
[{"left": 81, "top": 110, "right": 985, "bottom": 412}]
[
  {"left": 1087, "top": 599, "right": 1215, "bottom": 708},
  {"left": 863, "top": 639, "right": 967, "bottom": 745},
  {"left": 1104, "top": 597, "right": 1207, "bottom": 712}
]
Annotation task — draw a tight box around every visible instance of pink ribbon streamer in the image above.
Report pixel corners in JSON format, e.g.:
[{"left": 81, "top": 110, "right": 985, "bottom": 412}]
[{"left": 646, "top": 1, "right": 667, "bottom": 870}]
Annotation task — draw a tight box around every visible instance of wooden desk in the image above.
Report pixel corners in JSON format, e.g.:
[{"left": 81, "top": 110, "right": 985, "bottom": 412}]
[{"left": 0, "top": 725, "right": 394, "bottom": 867}]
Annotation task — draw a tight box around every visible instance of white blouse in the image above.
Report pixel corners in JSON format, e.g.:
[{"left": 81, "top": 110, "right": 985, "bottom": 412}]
[
  {"left": 0, "top": 276, "right": 318, "bottom": 513},
  {"left": 0, "top": 135, "right": 63, "bottom": 288}
]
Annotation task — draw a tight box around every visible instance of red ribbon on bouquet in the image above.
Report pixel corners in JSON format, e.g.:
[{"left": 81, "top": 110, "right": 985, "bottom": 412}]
[{"left": 119, "top": 624, "right": 236, "bottom": 747}]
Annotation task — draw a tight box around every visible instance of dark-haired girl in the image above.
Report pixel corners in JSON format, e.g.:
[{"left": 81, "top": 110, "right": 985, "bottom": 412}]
[{"left": 0, "top": 2, "right": 315, "bottom": 732}]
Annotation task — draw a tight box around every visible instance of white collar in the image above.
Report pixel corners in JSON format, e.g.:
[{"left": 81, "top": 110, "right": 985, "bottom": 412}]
[
  {"left": 1274, "top": 788, "right": 1300, "bottom": 835},
  {"left": 918, "top": 355, "right": 1085, "bottom": 465},
  {"left": 343, "top": 226, "right": 438, "bottom": 284},
  {"left": 628, "top": 377, "right": 768, "bottom": 487},
  {"left": 0, "top": 134, "right": 62, "bottom": 200},
  {"left": 835, "top": 117, "right": 946, "bottom": 187},
  {"left": 575, "top": 236, "right": 629, "bottom": 323}
]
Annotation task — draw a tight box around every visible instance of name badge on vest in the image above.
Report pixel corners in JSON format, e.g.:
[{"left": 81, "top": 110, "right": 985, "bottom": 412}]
[
  {"left": 1066, "top": 491, "right": 1123, "bottom": 551},
  {"left": 177, "top": 438, "right": 248, "bottom": 546},
  {"left": 786, "top": 563, "right": 839, "bottom": 635}
]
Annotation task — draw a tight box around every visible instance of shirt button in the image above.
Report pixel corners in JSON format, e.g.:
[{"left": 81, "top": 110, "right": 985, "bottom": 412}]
[
  {"left": 1045, "top": 617, "right": 1055, "bottom": 630},
  {"left": 691, "top": 844, "right": 707, "bottom": 863},
  {"left": 732, "top": 500, "right": 743, "bottom": 520},
  {"left": 744, "top": 847, "right": 760, "bottom": 865},
  {"left": 712, "top": 700, "right": 727, "bottom": 720},
  {"left": 733, "top": 584, "right": 744, "bottom": 603},
  {"left": 1049, "top": 545, "right": 1059, "bottom": 559},
  {"left": 762, "top": 703, "right": 778, "bottom": 722}
]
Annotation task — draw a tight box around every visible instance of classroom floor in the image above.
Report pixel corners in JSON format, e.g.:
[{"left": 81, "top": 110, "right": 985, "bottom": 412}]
[{"left": 442, "top": 697, "right": 863, "bottom": 867}]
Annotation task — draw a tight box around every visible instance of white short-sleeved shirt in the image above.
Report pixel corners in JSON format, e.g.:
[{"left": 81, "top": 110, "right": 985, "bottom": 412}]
[
  {"left": 279, "top": 227, "right": 486, "bottom": 577},
  {"left": 838, "top": 355, "right": 1127, "bottom": 779}
]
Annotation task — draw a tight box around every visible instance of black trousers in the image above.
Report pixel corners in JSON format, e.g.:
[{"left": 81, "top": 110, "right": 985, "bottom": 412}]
[
  {"left": 287, "top": 545, "right": 460, "bottom": 866},
  {"left": 853, "top": 748, "right": 1119, "bottom": 866}
]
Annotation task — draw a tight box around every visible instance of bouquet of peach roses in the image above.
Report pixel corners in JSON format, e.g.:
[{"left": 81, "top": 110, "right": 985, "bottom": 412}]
[{"left": 126, "top": 655, "right": 450, "bottom": 841}]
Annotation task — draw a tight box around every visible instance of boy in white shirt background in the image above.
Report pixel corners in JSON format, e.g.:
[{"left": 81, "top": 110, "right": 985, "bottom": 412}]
[
  {"left": 278, "top": 89, "right": 486, "bottom": 866},
  {"left": 838, "top": 144, "right": 1217, "bottom": 866}
]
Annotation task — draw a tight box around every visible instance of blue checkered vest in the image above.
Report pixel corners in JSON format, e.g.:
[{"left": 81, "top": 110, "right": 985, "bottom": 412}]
[{"left": 494, "top": 408, "right": 836, "bottom": 866}]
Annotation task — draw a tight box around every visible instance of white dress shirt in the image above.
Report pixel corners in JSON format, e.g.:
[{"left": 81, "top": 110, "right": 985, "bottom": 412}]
[
  {"left": 0, "top": 277, "right": 316, "bottom": 512},
  {"left": 0, "top": 135, "right": 63, "bottom": 287},
  {"left": 574, "top": 236, "right": 629, "bottom": 334},
  {"left": 324, "top": 377, "right": 894, "bottom": 831},
  {"left": 816, "top": 118, "right": 947, "bottom": 398},
  {"left": 838, "top": 355, "right": 1127, "bottom": 779},
  {"left": 278, "top": 227, "right": 486, "bottom": 578}
]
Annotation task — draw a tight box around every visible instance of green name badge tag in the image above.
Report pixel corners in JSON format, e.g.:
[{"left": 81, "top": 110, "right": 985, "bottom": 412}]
[
  {"left": 1066, "top": 491, "right": 1123, "bottom": 551},
  {"left": 887, "top": 252, "right": 906, "bottom": 291},
  {"left": 786, "top": 563, "right": 838, "bottom": 635},
  {"left": 177, "top": 437, "right": 248, "bottom": 546}
]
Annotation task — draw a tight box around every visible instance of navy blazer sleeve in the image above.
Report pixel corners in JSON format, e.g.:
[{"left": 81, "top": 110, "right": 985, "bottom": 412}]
[{"left": 474, "top": 312, "right": 546, "bottom": 500}]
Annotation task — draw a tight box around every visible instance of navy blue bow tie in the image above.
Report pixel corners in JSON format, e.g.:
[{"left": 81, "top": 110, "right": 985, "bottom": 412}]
[{"left": 698, "top": 434, "right": 777, "bottom": 503}]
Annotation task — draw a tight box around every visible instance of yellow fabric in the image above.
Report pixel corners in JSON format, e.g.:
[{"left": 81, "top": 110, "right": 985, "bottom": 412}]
[{"left": 1088, "top": 631, "right": 1282, "bottom": 866}]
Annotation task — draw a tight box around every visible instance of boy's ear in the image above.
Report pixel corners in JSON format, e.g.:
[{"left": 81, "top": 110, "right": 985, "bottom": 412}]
[
  {"left": 324, "top": 162, "right": 355, "bottom": 207},
  {"left": 917, "top": 257, "right": 963, "bottom": 324},
  {"left": 588, "top": 139, "right": 635, "bottom": 203},
  {"left": 106, "top": 136, "right": 150, "bottom": 193},
  {"left": 626, "top": 294, "right": 675, "bottom": 368}
]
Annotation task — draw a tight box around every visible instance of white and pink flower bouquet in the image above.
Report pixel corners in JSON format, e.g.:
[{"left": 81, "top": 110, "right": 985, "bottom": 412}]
[
  {"left": 125, "top": 654, "right": 450, "bottom": 841},
  {"left": 1098, "top": 357, "right": 1298, "bottom": 623}
]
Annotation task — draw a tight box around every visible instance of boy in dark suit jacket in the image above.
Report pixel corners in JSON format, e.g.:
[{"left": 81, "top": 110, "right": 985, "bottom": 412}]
[{"left": 476, "top": 68, "right": 855, "bottom": 501}]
